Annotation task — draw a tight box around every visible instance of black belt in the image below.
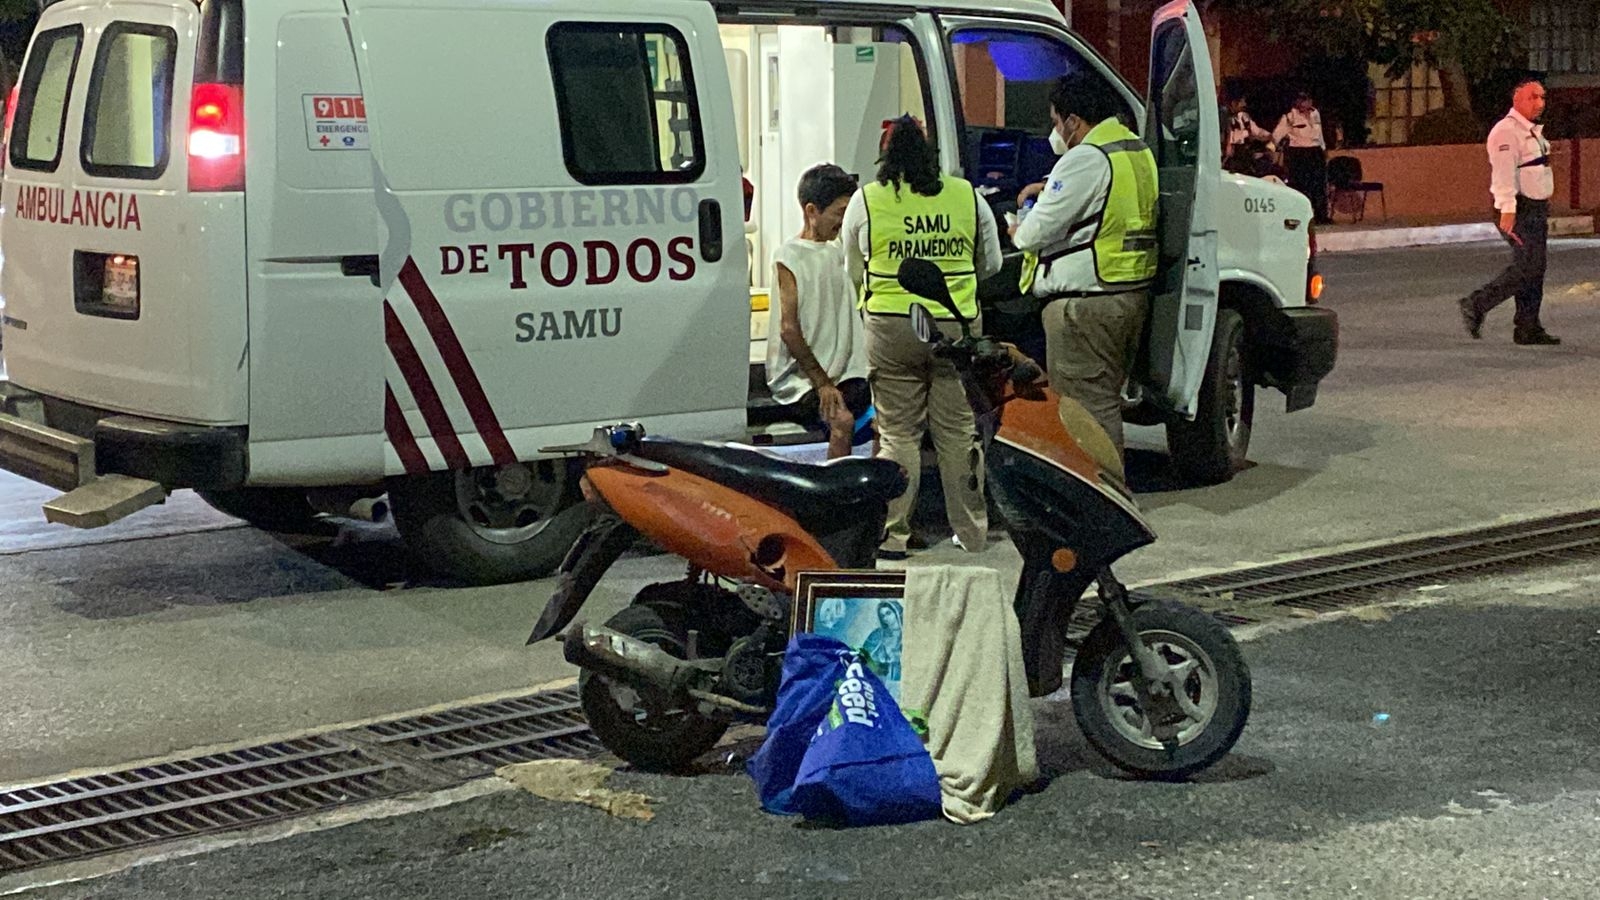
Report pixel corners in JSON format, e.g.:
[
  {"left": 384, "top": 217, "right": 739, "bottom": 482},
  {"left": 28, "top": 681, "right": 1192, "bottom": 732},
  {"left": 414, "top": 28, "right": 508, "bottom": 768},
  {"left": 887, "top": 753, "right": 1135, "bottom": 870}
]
[
  {"left": 1517, "top": 195, "right": 1550, "bottom": 205},
  {"left": 1519, "top": 156, "right": 1550, "bottom": 168}
]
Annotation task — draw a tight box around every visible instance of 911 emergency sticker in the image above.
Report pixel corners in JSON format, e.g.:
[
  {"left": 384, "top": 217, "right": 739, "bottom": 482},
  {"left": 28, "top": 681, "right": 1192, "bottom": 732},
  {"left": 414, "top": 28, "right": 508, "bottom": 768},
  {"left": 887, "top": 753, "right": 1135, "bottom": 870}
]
[{"left": 303, "top": 94, "right": 369, "bottom": 151}]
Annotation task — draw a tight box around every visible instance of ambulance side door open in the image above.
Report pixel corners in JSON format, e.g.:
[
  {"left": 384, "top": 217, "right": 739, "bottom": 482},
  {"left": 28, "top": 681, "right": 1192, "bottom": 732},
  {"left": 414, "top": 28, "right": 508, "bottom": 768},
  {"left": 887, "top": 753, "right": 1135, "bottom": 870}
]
[
  {"left": 341, "top": 0, "right": 746, "bottom": 475},
  {"left": 1143, "top": 0, "right": 1220, "bottom": 418}
]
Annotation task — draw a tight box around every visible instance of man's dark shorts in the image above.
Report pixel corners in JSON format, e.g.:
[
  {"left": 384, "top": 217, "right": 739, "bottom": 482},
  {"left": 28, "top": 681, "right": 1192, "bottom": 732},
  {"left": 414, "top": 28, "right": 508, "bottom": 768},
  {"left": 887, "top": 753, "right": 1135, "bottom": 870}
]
[{"left": 776, "top": 377, "right": 872, "bottom": 435}]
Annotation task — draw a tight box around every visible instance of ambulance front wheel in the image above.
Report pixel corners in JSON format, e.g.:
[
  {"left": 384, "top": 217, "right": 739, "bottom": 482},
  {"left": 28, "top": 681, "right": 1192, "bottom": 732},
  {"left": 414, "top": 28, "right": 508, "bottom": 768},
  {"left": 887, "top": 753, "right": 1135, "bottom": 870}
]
[
  {"left": 389, "top": 461, "right": 587, "bottom": 585},
  {"left": 1165, "top": 309, "right": 1254, "bottom": 485}
]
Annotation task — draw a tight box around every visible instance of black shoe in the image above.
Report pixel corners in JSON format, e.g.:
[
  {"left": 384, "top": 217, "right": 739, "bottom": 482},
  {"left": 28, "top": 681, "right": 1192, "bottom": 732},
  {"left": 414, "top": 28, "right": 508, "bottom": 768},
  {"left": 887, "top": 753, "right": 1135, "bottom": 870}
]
[
  {"left": 1457, "top": 298, "right": 1483, "bottom": 339},
  {"left": 877, "top": 548, "right": 909, "bottom": 562},
  {"left": 1514, "top": 330, "right": 1561, "bottom": 346}
]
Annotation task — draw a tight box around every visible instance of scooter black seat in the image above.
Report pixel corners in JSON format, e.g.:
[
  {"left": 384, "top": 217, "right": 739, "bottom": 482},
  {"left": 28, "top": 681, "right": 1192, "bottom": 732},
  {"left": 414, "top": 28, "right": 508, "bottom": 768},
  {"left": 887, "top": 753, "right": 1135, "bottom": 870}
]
[{"left": 633, "top": 438, "right": 908, "bottom": 521}]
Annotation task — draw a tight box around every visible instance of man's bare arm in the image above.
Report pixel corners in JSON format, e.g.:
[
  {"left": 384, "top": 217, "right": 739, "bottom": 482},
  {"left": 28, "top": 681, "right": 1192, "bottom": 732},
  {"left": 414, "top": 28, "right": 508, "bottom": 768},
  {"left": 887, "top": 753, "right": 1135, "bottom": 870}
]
[{"left": 777, "top": 263, "right": 833, "bottom": 389}]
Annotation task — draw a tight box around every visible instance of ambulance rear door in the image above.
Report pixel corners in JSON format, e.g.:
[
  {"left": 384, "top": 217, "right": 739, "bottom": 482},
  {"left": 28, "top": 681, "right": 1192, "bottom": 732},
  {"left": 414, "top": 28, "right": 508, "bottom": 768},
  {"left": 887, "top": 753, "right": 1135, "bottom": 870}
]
[
  {"left": 1143, "top": 1, "right": 1220, "bottom": 418},
  {"left": 341, "top": 0, "right": 746, "bottom": 475}
]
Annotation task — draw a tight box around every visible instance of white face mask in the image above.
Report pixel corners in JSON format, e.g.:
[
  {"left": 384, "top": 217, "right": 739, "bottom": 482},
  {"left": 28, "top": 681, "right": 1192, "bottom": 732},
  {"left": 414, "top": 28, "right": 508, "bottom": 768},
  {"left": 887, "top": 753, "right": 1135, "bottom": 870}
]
[{"left": 1049, "top": 126, "right": 1071, "bottom": 156}]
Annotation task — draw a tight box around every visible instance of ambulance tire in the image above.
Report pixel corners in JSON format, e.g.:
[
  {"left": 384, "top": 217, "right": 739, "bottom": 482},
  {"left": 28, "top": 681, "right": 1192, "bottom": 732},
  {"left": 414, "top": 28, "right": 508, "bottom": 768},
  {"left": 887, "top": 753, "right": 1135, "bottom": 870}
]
[
  {"left": 196, "top": 488, "right": 321, "bottom": 533},
  {"left": 388, "top": 467, "right": 585, "bottom": 585},
  {"left": 1165, "top": 309, "right": 1254, "bottom": 485}
]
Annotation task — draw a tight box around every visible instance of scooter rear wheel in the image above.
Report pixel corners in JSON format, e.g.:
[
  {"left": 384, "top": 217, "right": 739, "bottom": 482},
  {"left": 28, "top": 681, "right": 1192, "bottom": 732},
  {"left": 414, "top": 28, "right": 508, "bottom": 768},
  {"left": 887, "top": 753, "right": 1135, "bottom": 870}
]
[
  {"left": 578, "top": 604, "right": 730, "bottom": 772},
  {"left": 1069, "top": 600, "right": 1251, "bottom": 780}
]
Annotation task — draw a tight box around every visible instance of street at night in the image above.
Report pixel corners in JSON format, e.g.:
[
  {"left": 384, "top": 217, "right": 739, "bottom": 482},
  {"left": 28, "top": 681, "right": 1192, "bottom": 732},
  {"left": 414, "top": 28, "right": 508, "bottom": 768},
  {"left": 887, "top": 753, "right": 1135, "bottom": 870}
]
[{"left": 3, "top": 240, "right": 1600, "bottom": 898}]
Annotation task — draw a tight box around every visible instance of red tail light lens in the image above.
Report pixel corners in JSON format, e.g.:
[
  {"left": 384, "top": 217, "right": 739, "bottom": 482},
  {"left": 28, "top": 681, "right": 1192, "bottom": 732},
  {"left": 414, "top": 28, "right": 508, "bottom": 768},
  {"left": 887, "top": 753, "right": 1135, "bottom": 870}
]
[
  {"left": 2, "top": 84, "right": 18, "bottom": 172},
  {"left": 188, "top": 82, "right": 243, "bottom": 191}
]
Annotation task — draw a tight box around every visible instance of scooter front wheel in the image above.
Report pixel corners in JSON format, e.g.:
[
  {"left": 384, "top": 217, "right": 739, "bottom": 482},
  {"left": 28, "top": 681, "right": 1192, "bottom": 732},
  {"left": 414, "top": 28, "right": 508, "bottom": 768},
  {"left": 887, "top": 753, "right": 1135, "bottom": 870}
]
[
  {"left": 578, "top": 604, "right": 729, "bottom": 772},
  {"left": 1069, "top": 601, "right": 1251, "bottom": 780}
]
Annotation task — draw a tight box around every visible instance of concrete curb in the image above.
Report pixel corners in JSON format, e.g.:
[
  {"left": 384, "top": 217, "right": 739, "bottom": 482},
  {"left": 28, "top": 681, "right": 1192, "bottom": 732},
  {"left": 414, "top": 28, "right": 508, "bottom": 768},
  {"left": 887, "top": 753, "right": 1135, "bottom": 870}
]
[{"left": 1319, "top": 214, "right": 1595, "bottom": 253}]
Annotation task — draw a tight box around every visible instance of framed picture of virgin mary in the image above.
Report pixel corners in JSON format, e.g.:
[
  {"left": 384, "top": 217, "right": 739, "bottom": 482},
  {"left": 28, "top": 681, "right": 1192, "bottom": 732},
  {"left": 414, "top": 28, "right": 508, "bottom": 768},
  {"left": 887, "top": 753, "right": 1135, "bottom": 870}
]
[{"left": 792, "top": 570, "right": 907, "bottom": 702}]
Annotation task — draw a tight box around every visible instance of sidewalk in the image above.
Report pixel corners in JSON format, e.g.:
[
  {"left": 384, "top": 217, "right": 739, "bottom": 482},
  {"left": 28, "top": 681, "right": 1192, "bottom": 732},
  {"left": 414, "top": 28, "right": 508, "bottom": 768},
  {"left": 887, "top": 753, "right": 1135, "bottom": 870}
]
[{"left": 1318, "top": 210, "right": 1597, "bottom": 253}]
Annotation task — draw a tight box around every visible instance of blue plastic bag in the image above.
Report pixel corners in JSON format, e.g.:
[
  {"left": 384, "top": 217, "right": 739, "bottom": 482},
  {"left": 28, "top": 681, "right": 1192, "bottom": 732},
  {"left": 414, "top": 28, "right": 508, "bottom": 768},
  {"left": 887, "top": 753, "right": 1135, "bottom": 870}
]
[{"left": 749, "top": 635, "right": 940, "bottom": 827}]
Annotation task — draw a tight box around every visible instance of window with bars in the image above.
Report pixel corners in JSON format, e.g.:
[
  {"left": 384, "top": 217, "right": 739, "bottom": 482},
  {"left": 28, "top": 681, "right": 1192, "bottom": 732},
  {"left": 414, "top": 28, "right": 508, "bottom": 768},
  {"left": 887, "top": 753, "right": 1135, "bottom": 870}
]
[
  {"left": 1367, "top": 63, "right": 1444, "bottom": 145},
  {"left": 1528, "top": 1, "right": 1600, "bottom": 76}
]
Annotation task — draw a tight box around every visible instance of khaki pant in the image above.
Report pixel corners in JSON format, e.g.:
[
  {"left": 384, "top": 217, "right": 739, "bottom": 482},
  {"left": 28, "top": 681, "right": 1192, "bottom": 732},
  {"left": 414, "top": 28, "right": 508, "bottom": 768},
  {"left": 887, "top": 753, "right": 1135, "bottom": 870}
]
[
  {"left": 866, "top": 313, "right": 988, "bottom": 554},
  {"left": 1043, "top": 290, "right": 1148, "bottom": 459}
]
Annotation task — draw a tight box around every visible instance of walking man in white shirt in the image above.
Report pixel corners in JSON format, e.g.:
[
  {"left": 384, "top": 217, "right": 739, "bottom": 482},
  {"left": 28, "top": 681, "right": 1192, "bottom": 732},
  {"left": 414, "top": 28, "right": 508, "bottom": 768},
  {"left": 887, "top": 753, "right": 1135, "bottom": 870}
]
[
  {"left": 1457, "top": 78, "right": 1561, "bottom": 346},
  {"left": 1274, "top": 92, "right": 1329, "bottom": 223}
]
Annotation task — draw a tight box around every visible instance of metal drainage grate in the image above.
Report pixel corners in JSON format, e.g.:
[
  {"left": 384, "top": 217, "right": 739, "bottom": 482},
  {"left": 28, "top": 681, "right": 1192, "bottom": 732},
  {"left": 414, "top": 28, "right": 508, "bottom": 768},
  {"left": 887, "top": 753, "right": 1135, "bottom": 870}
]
[
  {"left": 1155, "top": 509, "right": 1600, "bottom": 617},
  {"left": 0, "top": 737, "right": 434, "bottom": 872},
  {"left": 12, "top": 509, "right": 1600, "bottom": 875},
  {"left": 360, "top": 687, "right": 607, "bottom": 772}
]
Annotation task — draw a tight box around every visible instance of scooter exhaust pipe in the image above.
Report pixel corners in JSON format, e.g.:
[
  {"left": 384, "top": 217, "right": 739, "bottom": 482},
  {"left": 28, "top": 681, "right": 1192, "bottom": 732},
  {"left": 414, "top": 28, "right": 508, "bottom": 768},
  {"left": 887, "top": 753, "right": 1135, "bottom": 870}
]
[{"left": 560, "top": 623, "right": 716, "bottom": 695}]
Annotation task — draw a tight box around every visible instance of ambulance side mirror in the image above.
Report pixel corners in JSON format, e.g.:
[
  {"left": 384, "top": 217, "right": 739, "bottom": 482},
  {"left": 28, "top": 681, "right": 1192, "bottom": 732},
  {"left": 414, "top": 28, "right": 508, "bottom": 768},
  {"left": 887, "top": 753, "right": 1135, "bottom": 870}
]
[{"left": 897, "top": 257, "right": 963, "bottom": 324}]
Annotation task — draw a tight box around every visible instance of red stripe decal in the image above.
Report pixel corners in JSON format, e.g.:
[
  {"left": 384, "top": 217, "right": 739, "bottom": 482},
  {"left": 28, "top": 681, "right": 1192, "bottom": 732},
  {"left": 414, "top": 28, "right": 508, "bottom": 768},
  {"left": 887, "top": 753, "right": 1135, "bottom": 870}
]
[
  {"left": 397, "top": 258, "right": 517, "bottom": 465},
  {"left": 384, "top": 385, "right": 429, "bottom": 474},
  {"left": 384, "top": 301, "right": 471, "bottom": 470}
]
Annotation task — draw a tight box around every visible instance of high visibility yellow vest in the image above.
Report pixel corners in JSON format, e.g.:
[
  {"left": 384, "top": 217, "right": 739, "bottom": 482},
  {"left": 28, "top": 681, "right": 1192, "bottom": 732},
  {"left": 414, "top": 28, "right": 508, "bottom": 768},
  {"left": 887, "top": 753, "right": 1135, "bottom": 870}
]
[
  {"left": 861, "top": 174, "right": 980, "bottom": 319},
  {"left": 1020, "top": 118, "right": 1159, "bottom": 294}
]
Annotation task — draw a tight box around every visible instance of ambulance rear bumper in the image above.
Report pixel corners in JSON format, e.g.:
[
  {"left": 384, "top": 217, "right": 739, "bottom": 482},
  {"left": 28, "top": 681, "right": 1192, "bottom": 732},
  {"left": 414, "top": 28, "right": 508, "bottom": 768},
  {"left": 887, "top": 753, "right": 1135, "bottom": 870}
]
[{"left": 0, "top": 381, "right": 247, "bottom": 527}]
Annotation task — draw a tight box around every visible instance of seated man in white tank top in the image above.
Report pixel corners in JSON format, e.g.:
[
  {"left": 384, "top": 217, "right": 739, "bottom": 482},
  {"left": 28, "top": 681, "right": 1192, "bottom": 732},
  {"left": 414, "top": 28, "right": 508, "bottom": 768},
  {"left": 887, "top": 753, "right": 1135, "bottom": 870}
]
[{"left": 765, "top": 164, "right": 873, "bottom": 460}]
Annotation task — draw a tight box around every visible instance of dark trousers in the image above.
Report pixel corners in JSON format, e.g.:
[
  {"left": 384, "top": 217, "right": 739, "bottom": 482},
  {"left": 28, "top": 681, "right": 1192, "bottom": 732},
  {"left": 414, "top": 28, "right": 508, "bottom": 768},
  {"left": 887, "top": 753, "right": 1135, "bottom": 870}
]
[
  {"left": 1284, "top": 146, "right": 1328, "bottom": 222},
  {"left": 1466, "top": 198, "right": 1548, "bottom": 335}
]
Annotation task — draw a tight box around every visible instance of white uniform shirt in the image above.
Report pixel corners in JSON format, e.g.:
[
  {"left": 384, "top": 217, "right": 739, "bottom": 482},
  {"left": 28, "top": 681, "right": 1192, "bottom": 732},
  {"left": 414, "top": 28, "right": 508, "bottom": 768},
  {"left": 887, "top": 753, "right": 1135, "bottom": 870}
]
[
  {"left": 1226, "top": 110, "right": 1272, "bottom": 155},
  {"left": 1487, "top": 109, "right": 1554, "bottom": 214},
  {"left": 765, "top": 238, "right": 869, "bottom": 404},
  {"left": 1273, "top": 108, "right": 1325, "bottom": 149},
  {"left": 841, "top": 183, "right": 1005, "bottom": 296},
  {"left": 1010, "top": 139, "right": 1116, "bottom": 297}
]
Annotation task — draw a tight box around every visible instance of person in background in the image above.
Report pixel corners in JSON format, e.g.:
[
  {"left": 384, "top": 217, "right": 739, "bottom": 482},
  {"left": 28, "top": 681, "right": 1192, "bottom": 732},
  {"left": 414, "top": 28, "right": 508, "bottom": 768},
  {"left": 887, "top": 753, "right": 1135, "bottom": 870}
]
[
  {"left": 1456, "top": 77, "right": 1561, "bottom": 346},
  {"left": 842, "top": 116, "right": 1003, "bottom": 560},
  {"left": 1011, "top": 73, "right": 1158, "bottom": 473},
  {"left": 1224, "top": 89, "right": 1274, "bottom": 172},
  {"left": 765, "top": 163, "right": 873, "bottom": 460},
  {"left": 1274, "top": 92, "right": 1330, "bottom": 223}
]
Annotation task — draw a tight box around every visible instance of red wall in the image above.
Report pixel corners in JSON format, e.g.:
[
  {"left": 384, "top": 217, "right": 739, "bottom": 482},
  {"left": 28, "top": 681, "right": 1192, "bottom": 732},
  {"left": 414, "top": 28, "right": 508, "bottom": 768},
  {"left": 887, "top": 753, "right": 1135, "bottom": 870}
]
[{"left": 1334, "top": 139, "right": 1600, "bottom": 220}]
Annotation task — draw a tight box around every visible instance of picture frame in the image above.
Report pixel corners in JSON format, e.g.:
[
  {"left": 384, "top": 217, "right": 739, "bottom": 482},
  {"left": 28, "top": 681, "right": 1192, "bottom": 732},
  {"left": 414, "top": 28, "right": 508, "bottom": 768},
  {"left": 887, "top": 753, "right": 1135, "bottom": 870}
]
[{"left": 792, "top": 570, "right": 907, "bottom": 701}]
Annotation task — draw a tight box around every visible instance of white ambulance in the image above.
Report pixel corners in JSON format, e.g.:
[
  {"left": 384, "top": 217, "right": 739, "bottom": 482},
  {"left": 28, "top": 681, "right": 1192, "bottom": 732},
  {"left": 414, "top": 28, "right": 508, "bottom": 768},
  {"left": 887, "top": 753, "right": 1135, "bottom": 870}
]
[{"left": 0, "top": 0, "right": 1335, "bottom": 584}]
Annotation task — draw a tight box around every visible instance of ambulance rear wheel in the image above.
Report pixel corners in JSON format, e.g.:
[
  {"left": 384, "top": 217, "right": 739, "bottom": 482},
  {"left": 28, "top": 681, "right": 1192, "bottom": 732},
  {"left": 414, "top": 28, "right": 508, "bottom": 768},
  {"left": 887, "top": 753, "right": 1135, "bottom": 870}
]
[
  {"left": 196, "top": 488, "right": 321, "bottom": 533},
  {"left": 389, "top": 461, "right": 586, "bottom": 585}
]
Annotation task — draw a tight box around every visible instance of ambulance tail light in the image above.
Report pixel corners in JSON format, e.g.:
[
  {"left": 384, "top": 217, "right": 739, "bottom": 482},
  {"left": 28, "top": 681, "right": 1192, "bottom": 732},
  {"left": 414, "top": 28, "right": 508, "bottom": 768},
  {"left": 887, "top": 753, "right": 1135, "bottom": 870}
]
[
  {"left": 188, "top": 82, "right": 244, "bottom": 192},
  {"left": 1, "top": 84, "right": 18, "bottom": 173}
]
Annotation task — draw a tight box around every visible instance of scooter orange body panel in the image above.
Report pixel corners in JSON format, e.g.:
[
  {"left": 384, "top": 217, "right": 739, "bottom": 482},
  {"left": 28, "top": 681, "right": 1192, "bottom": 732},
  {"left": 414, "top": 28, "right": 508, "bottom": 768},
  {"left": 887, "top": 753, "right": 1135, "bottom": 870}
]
[{"left": 586, "top": 465, "right": 838, "bottom": 593}]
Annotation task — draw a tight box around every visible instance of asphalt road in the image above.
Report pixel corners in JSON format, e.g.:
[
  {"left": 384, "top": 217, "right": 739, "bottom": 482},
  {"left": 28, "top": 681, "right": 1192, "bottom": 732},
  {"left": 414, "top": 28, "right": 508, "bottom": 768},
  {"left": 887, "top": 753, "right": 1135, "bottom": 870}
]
[
  {"left": 2, "top": 239, "right": 1599, "bottom": 789},
  {"left": 27, "top": 561, "right": 1600, "bottom": 900}
]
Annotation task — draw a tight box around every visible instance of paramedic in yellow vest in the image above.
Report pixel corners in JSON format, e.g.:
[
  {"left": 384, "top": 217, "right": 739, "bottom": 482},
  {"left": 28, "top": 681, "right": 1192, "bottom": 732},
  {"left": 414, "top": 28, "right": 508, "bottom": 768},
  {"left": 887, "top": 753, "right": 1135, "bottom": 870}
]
[
  {"left": 1012, "top": 73, "right": 1158, "bottom": 468},
  {"left": 842, "top": 116, "right": 1003, "bottom": 560}
]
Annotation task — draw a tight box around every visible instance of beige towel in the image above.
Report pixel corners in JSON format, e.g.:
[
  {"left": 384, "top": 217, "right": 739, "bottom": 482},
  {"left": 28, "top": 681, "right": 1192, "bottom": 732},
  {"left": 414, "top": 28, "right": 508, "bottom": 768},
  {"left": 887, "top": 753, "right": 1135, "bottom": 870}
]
[{"left": 901, "top": 565, "right": 1038, "bottom": 824}]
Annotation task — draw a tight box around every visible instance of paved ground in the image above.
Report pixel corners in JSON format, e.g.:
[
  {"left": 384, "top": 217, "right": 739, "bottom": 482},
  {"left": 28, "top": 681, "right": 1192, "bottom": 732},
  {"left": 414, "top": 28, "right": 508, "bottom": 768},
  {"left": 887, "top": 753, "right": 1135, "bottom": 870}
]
[
  {"left": 0, "top": 239, "right": 1597, "bottom": 789},
  {"left": 23, "top": 561, "right": 1600, "bottom": 899}
]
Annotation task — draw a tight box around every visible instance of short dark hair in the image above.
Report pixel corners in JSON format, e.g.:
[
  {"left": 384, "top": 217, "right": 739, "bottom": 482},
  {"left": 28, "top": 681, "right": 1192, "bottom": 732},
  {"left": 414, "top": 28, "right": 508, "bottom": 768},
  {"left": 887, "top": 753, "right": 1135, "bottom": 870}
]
[
  {"left": 1512, "top": 75, "right": 1543, "bottom": 99},
  {"left": 1048, "top": 73, "right": 1121, "bottom": 127},
  {"left": 797, "top": 163, "right": 857, "bottom": 211}
]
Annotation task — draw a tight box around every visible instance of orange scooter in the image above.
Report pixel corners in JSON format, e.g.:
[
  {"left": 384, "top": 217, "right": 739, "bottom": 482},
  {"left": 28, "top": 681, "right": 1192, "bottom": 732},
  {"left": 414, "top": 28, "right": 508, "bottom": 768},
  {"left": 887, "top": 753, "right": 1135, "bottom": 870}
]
[{"left": 530, "top": 259, "right": 1250, "bottom": 779}]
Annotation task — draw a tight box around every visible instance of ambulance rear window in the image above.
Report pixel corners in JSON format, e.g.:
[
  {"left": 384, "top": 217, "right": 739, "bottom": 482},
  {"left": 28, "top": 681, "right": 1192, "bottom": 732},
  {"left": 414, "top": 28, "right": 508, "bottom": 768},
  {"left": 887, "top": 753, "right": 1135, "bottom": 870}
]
[
  {"left": 82, "top": 23, "right": 178, "bottom": 179},
  {"left": 10, "top": 26, "right": 84, "bottom": 173},
  {"left": 547, "top": 23, "right": 705, "bottom": 185}
]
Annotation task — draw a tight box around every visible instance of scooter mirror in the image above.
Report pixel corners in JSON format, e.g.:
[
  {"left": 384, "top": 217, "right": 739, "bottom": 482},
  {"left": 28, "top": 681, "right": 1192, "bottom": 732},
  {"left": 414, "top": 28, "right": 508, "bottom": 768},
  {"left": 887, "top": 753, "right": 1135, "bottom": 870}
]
[
  {"left": 897, "top": 257, "right": 963, "bottom": 323},
  {"left": 910, "top": 302, "right": 942, "bottom": 345}
]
